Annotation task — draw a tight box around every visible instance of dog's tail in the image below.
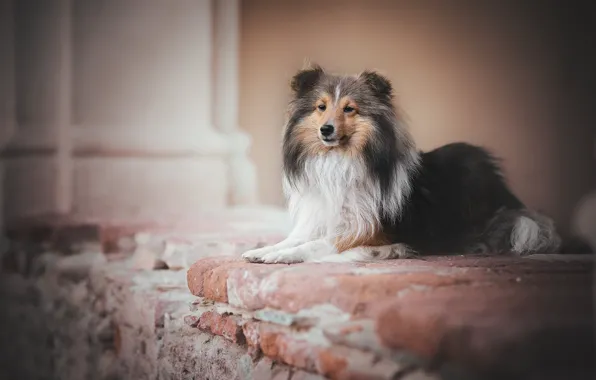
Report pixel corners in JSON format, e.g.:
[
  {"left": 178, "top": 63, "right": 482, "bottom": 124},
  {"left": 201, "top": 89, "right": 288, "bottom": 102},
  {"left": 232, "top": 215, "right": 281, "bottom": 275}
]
[
  {"left": 484, "top": 208, "right": 563, "bottom": 255},
  {"left": 509, "top": 210, "right": 562, "bottom": 254}
]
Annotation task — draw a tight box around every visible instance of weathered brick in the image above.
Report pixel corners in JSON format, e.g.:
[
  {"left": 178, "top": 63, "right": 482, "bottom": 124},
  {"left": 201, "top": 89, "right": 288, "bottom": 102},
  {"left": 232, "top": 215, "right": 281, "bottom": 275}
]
[
  {"left": 252, "top": 358, "right": 327, "bottom": 380},
  {"left": 196, "top": 311, "right": 245, "bottom": 344},
  {"left": 187, "top": 257, "right": 239, "bottom": 298},
  {"left": 226, "top": 264, "right": 291, "bottom": 309},
  {"left": 242, "top": 320, "right": 261, "bottom": 348},
  {"left": 375, "top": 280, "right": 594, "bottom": 377},
  {"left": 243, "top": 320, "right": 408, "bottom": 379},
  {"left": 6, "top": 210, "right": 290, "bottom": 257},
  {"left": 6, "top": 215, "right": 101, "bottom": 253},
  {"left": 189, "top": 256, "right": 594, "bottom": 316},
  {"left": 190, "top": 258, "right": 483, "bottom": 316},
  {"left": 252, "top": 358, "right": 293, "bottom": 380},
  {"left": 153, "top": 297, "right": 190, "bottom": 329},
  {"left": 187, "top": 255, "right": 594, "bottom": 379},
  {"left": 4, "top": 214, "right": 178, "bottom": 254},
  {"left": 183, "top": 314, "right": 200, "bottom": 328},
  {"left": 204, "top": 261, "right": 258, "bottom": 302}
]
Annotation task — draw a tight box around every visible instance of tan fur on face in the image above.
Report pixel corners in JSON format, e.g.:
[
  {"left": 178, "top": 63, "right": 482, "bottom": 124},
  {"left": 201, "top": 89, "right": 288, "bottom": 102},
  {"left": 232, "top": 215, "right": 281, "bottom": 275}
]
[{"left": 291, "top": 93, "right": 375, "bottom": 157}]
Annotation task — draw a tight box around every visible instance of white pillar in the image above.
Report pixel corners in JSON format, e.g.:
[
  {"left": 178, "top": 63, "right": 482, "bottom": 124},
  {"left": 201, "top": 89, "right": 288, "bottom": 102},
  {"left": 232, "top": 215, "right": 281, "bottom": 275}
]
[
  {"left": 70, "top": 0, "right": 231, "bottom": 219},
  {"left": 0, "top": 0, "right": 16, "bottom": 231},
  {"left": 213, "top": 0, "right": 258, "bottom": 205},
  {"left": 2, "top": 0, "right": 69, "bottom": 222},
  {"left": 55, "top": 0, "right": 73, "bottom": 214},
  {"left": 3, "top": 0, "right": 258, "bottom": 223}
]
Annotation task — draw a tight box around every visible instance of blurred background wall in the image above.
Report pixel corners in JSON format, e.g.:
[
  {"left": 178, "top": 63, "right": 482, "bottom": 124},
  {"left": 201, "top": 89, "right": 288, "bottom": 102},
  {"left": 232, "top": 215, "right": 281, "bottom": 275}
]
[
  {"left": 1, "top": 0, "right": 258, "bottom": 225},
  {"left": 240, "top": 0, "right": 595, "bottom": 235},
  {"left": 1, "top": 0, "right": 594, "bottom": 236}
]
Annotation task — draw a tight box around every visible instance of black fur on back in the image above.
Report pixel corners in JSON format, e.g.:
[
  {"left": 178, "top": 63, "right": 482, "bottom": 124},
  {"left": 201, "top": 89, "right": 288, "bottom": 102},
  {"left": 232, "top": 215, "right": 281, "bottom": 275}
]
[
  {"left": 384, "top": 142, "right": 526, "bottom": 254},
  {"left": 280, "top": 65, "right": 574, "bottom": 255}
]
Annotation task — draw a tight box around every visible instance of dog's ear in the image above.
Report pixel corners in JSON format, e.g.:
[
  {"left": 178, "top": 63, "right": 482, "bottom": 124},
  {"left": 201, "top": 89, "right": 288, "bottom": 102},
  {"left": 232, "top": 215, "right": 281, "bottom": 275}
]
[
  {"left": 360, "top": 70, "right": 393, "bottom": 100},
  {"left": 290, "top": 64, "right": 324, "bottom": 97}
]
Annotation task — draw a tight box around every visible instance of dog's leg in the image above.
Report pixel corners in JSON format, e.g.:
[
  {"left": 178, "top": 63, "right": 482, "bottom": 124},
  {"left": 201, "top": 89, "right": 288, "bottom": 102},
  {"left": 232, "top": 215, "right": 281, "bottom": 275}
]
[
  {"left": 242, "top": 236, "right": 306, "bottom": 262},
  {"left": 312, "top": 243, "right": 412, "bottom": 263},
  {"left": 242, "top": 218, "right": 321, "bottom": 263},
  {"left": 254, "top": 239, "right": 336, "bottom": 264}
]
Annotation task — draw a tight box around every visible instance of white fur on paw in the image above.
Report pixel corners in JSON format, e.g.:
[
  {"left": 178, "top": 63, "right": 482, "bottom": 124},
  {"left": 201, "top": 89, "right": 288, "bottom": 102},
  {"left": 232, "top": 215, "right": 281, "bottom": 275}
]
[
  {"left": 259, "top": 247, "right": 306, "bottom": 264},
  {"left": 242, "top": 246, "right": 276, "bottom": 263}
]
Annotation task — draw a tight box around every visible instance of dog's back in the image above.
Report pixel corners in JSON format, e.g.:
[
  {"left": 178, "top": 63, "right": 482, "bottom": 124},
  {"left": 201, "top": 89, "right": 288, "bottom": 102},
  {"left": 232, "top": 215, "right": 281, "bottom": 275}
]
[{"left": 384, "top": 142, "right": 563, "bottom": 255}]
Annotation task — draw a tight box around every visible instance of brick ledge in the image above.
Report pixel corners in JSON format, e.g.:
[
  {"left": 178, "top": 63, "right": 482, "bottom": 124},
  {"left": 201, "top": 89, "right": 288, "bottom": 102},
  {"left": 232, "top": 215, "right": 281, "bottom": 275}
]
[{"left": 186, "top": 255, "right": 594, "bottom": 379}]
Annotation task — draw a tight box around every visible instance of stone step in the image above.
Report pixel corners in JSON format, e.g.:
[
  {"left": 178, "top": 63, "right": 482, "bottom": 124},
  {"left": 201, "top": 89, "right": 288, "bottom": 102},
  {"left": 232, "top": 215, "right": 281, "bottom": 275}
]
[
  {"left": 4, "top": 207, "right": 291, "bottom": 255},
  {"left": 186, "top": 255, "right": 595, "bottom": 380},
  {"left": 0, "top": 248, "right": 329, "bottom": 380},
  {"left": 2, "top": 214, "right": 594, "bottom": 380}
]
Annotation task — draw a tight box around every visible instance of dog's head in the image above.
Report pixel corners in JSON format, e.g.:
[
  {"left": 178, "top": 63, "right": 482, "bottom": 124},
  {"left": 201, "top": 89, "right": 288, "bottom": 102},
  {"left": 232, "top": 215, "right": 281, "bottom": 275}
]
[
  {"left": 282, "top": 64, "right": 417, "bottom": 185},
  {"left": 285, "top": 65, "right": 395, "bottom": 151}
]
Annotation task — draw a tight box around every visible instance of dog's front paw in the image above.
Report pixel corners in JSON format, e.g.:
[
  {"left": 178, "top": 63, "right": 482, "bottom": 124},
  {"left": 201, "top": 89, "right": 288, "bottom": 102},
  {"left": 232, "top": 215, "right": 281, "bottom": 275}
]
[
  {"left": 242, "top": 246, "right": 275, "bottom": 263},
  {"left": 258, "top": 247, "right": 308, "bottom": 264}
]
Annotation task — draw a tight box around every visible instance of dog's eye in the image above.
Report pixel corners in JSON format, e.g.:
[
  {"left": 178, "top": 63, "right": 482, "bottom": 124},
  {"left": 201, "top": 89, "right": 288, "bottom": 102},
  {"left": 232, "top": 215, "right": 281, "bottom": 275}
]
[
  {"left": 343, "top": 106, "right": 355, "bottom": 113},
  {"left": 317, "top": 104, "right": 326, "bottom": 111}
]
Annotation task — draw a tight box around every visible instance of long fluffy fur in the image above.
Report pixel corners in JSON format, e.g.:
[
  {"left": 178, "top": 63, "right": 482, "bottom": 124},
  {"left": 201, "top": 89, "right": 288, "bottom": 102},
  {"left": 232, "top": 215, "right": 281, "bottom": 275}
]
[{"left": 242, "top": 65, "right": 571, "bottom": 264}]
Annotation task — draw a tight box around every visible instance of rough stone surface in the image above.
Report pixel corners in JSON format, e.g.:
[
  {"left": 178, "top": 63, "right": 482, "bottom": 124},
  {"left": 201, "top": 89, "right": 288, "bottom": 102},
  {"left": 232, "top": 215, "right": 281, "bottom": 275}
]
[
  {"left": 0, "top": 248, "right": 326, "bottom": 380},
  {"left": 197, "top": 311, "right": 245, "bottom": 344},
  {"left": 187, "top": 255, "right": 595, "bottom": 380},
  {"left": 5, "top": 207, "right": 290, "bottom": 259},
  {"left": 0, "top": 210, "right": 335, "bottom": 380},
  {"left": 2, "top": 213, "right": 593, "bottom": 380}
]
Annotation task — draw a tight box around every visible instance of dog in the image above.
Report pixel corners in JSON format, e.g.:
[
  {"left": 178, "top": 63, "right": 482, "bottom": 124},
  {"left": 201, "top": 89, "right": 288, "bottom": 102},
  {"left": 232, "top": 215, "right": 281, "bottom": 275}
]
[{"left": 242, "top": 65, "right": 563, "bottom": 264}]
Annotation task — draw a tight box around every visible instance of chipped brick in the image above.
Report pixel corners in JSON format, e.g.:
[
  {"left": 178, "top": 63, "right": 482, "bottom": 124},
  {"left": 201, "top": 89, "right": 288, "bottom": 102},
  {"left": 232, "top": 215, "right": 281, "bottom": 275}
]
[
  {"left": 375, "top": 281, "right": 594, "bottom": 376},
  {"left": 187, "top": 255, "right": 593, "bottom": 379},
  {"left": 197, "top": 311, "right": 245, "bottom": 344}
]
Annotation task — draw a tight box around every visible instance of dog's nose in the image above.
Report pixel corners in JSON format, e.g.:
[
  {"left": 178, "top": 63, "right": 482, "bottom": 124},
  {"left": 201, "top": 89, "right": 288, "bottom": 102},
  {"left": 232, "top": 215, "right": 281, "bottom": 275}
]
[{"left": 320, "top": 124, "right": 334, "bottom": 137}]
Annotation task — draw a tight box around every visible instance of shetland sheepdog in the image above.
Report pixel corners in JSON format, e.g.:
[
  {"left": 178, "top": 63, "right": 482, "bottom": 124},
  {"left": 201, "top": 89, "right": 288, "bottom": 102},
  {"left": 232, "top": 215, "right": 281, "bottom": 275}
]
[{"left": 242, "top": 65, "right": 565, "bottom": 264}]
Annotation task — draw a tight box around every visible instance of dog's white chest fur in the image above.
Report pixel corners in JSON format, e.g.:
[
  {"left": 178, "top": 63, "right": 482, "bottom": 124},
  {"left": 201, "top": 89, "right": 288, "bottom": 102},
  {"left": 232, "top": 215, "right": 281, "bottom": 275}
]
[
  {"left": 242, "top": 152, "right": 413, "bottom": 264},
  {"left": 284, "top": 153, "right": 381, "bottom": 241}
]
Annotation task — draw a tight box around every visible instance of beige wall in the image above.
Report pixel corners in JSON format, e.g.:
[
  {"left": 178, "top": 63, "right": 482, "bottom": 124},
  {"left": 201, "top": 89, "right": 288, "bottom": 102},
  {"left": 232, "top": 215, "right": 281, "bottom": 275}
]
[
  {"left": 72, "top": 0, "right": 211, "bottom": 129},
  {"left": 3, "top": 1, "right": 593, "bottom": 232},
  {"left": 240, "top": 1, "right": 595, "bottom": 232},
  {"left": 4, "top": 0, "right": 252, "bottom": 222}
]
